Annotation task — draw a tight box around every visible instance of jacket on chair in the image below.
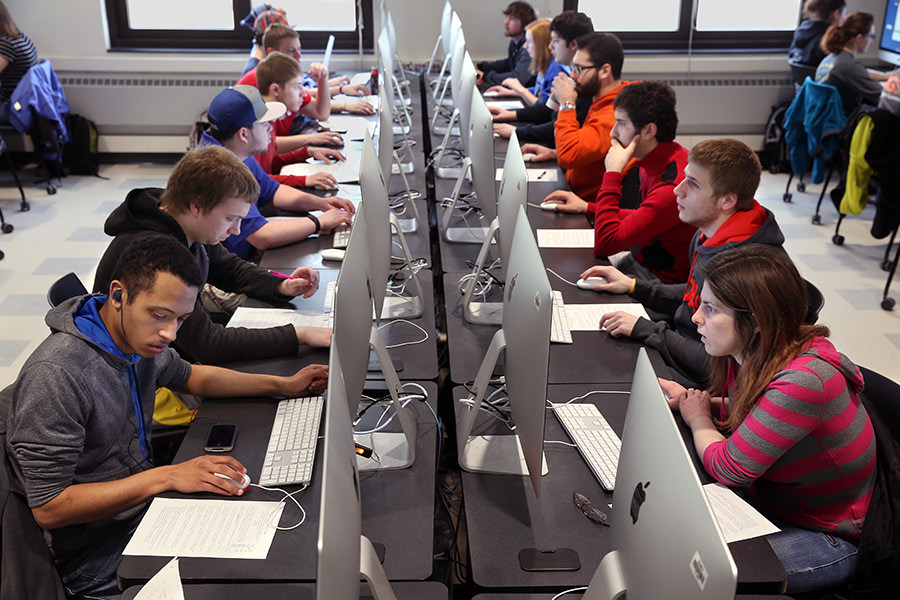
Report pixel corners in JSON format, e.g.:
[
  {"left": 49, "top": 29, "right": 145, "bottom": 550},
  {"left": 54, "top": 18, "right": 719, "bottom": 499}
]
[
  {"left": 8, "top": 59, "right": 69, "bottom": 143},
  {"left": 784, "top": 77, "right": 845, "bottom": 184}
]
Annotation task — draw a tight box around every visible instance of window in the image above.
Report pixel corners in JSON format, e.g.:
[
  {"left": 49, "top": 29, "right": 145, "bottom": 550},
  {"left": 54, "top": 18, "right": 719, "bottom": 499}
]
[
  {"left": 564, "top": 0, "right": 802, "bottom": 52},
  {"left": 105, "top": 0, "right": 373, "bottom": 52}
]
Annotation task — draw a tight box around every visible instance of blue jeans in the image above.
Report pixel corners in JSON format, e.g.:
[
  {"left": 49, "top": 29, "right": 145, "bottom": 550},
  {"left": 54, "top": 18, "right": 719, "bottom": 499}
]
[
  {"left": 59, "top": 515, "right": 142, "bottom": 600},
  {"left": 766, "top": 526, "right": 858, "bottom": 593}
]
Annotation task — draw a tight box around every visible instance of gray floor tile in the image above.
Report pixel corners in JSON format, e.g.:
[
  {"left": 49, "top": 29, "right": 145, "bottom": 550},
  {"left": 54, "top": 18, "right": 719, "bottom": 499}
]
[
  {"left": 0, "top": 294, "right": 51, "bottom": 316},
  {"left": 33, "top": 257, "right": 100, "bottom": 276},
  {"left": 0, "top": 340, "right": 30, "bottom": 367}
]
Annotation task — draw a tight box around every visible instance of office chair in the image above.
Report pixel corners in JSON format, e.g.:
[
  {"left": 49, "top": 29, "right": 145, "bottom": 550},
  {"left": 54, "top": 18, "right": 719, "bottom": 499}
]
[
  {"left": 803, "top": 278, "right": 825, "bottom": 324},
  {"left": 787, "top": 59, "right": 817, "bottom": 95},
  {"left": 47, "top": 271, "right": 89, "bottom": 307}
]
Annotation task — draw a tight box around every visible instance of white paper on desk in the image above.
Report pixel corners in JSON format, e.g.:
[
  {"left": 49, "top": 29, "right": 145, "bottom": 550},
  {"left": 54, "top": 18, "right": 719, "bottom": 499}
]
[
  {"left": 123, "top": 498, "right": 284, "bottom": 559},
  {"left": 326, "top": 115, "right": 377, "bottom": 140},
  {"left": 536, "top": 228, "right": 593, "bottom": 248},
  {"left": 350, "top": 72, "right": 372, "bottom": 86},
  {"left": 485, "top": 99, "right": 524, "bottom": 110},
  {"left": 228, "top": 306, "right": 331, "bottom": 329},
  {"left": 281, "top": 147, "right": 362, "bottom": 183},
  {"left": 495, "top": 168, "right": 559, "bottom": 183},
  {"left": 703, "top": 483, "right": 780, "bottom": 543},
  {"left": 564, "top": 303, "right": 650, "bottom": 331},
  {"left": 309, "top": 184, "right": 361, "bottom": 213},
  {"left": 133, "top": 557, "right": 184, "bottom": 600},
  {"left": 333, "top": 93, "right": 379, "bottom": 110}
]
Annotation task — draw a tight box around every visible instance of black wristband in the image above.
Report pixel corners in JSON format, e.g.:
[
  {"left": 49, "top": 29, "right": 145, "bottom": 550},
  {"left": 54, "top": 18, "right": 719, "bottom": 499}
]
[{"left": 307, "top": 213, "right": 321, "bottom": 234}]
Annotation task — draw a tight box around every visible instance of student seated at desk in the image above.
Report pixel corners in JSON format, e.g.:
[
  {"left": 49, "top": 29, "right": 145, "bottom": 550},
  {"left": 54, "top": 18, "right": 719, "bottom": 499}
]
[
  {"left": 484, "top": 18, "right": 557, "bottom": 106},
  {"left": 254, "top": 51, "right": 345, "bottom": 191},
  {"left": 477, "top": 1, "right": 537, "bottom": 87},
  {"left": 94, "top": 146, "right": 332, "bottom": 365},
  {"left": 541, "top": 81, "right": 696, "bottom": 284},
  {"left": 490, "top": 10, "right": 593, "bottom": 147},
  {"left": 517, "top": 32, "right": 633, "bottom": 203},
  {"left": 661, "top": 244, "right": 875, "bottom": 594},
  {"left": 582, "top": 139, "right": 785, "bottom": 387},
  {"left": 199, "top": 85, "right": 353, "bottom": 261},
  {"left": 8, "top": 235, "right": 329, "bottom": 600}
]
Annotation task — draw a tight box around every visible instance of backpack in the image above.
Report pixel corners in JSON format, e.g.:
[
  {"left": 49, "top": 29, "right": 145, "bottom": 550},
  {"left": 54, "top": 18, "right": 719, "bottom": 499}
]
[
  {"left": 62, "top": 114, "right": 100, "bottom": 176},
  {"left": 760, "top": 101, "right": 792, "bottom": 174},
  {"left": 188, "top": 110, "right": 211, "bottom": 151}
]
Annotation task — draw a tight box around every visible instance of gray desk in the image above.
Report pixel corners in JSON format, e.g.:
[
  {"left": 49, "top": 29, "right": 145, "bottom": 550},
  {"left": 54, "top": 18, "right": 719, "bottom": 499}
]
[
  {"left": 123, "top": 581, "right": 448, "bottom": 600},
  {"left": 117, "top": 381, "right": 438, "bottom": 587},
  {"left": 456, "top": 383, "right": 786, "bottom": 593}
]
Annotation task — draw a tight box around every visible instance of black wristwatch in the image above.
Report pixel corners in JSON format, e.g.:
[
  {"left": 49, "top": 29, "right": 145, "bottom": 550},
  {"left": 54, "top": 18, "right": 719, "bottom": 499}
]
[{"left": 307, "top": 213, "right": 321, "bottom": 234}]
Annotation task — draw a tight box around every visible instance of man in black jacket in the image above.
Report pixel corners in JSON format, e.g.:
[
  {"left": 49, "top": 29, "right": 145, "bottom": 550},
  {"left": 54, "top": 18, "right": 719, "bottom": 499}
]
[{"left": 94, "top": 145, "right": 331, "bottom": 365}]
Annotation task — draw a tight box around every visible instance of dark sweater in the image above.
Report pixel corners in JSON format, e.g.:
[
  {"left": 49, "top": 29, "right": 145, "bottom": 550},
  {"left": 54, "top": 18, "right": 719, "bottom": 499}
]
[{"left": 93, "top": 188, "right": 300, "bottom": 364}]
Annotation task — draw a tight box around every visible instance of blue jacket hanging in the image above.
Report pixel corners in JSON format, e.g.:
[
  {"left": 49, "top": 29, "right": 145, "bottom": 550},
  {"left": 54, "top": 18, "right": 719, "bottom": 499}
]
[
  {"left": 9, "top": 59, "right": 70, "bottom": 143},
  {"left": 784, "top": 77, "right": 845, "bottom": 183}
]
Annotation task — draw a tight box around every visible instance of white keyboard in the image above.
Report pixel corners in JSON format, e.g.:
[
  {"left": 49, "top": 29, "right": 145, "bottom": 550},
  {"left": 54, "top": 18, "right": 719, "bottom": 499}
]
[
  {"left": 550, "top": 290, "right": 573, "bottom": 344},
  {"left": 332, "top": 225, "right": 351, "bottom": 248},
  {"left": 259, "top": 395, "right": 324, "bottom": 487},
  {"left": 553, "top": 402, "right": 621, "bottom": 491}
]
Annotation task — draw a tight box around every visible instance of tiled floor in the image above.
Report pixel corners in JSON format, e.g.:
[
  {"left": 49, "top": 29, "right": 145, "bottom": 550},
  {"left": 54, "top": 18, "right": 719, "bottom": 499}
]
[{"left": 0, "top": 161, "right": 898, "bottom": 387}]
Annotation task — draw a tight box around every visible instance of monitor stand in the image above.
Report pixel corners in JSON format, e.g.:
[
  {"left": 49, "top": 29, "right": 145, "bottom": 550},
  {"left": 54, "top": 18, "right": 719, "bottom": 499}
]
[
  {"left": 380, "top": 213, "right": 425, "bottom": 319},
  {"left": 441, "top": 158, "right": 489, "bottom": 244},
  {"left": 360, "top": 535, "right": 398, "bottom": 600},
  {"left": 463, "top": 217, "right": 502, "bottom": 324}
]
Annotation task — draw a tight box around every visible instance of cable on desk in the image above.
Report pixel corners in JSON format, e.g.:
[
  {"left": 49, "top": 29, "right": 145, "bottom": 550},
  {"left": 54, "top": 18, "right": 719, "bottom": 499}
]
[
  {"left": 250, "top": 482, "right": 309, "bottom": 530},
  {"left": 377, "top": 318, "right": 429, "bottom": 349},
  {"left": 546, "top": 267, "right": 580, "bottom": 288},
  {"left": 546, "top": 390, "right": 631, "bottom": 409},
  {"left": 550, "top": 587, "right": 588, "bottom": 600}
]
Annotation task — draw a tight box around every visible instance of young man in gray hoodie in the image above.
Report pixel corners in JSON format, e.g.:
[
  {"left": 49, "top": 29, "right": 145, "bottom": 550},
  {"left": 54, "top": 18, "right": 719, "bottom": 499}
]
[{"left": 5, "top": 235, "right": 328, "bottom": 599}]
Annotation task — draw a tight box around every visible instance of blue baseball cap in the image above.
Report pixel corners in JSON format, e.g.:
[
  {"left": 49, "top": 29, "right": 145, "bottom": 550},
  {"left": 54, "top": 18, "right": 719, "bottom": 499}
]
[{"left": 208, "top": 85, "right": 286, "bottom": 131}]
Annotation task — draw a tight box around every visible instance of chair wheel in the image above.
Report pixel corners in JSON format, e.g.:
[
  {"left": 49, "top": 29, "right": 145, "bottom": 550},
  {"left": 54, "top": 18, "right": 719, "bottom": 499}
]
[
  {"left": 47, "top": 184, "right": 57, "bottom": 195},
  {"left": 882, "top": 260, "right": 893, "bottom": 271},
  {"left": 882, "top": 297, "right": 895, "bottom": 311},
  {"left": 0, "top": 249, "right": 4, "bottom": 260},
  {"left": 1, "top": 223, "right": 12, "bottom": 234},
  {"left": 783, "top": 193, "right": 792, "bottom": 203},
  {"left": 832, "top": 234, "right": 845, "bottom": 245},
  {"left": 797, "top": 182, "right": 806, "bottom": 192},
  {"left": 812, "top": 214, "right": 822, "bottom": 225},
  {"left": 20, "top": 201, "right": 29, "bottom": 212}
]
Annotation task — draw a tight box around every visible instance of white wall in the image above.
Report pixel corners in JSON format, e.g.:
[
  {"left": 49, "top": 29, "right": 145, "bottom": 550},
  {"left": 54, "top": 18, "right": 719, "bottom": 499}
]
[{"left": 8, "top": 0, "right": 888, "bottom": 152}]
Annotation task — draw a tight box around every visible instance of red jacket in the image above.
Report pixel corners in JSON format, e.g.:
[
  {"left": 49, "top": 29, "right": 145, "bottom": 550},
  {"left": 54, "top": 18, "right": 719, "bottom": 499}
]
[
  {"left": 588, "top": 141, "right": 696, "bottom": 284},
  {"left": 254, "top": 111, "right": 311, "bottom": 188},
  {"left": 554, "top": 80, "right": 632, "bottom": 201}
]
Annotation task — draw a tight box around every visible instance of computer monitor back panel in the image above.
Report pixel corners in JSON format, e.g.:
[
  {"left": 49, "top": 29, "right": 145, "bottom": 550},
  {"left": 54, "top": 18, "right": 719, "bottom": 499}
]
[
  {"left": 359, "top": 132, "right": 393, "bottom": 321},
  {"left": 377, "top": 86, "right": 394, "bottom": 187},
  {"left": 878, "top": 0, "right": 900, "bottom": 67},
  {"left": 590, "top": 349, "right": 737, "bottom": 600},
  {"left": 440, "top": 2, "right": 454, "bottom": 55},
  {"left": 496, "top": 130, "right": 528, "bottom": 280},
  {"left": 455, "top": 55, "right": 477, "bottom": 154},
  {"left": 377, "top": 30, "right": 396, "bottom": 103},
  {"left": 467, "top": 91, "right": 497, "bottom": 224},
  {"left": 501, "top": 206, "right": 551, "bottom": 495}
]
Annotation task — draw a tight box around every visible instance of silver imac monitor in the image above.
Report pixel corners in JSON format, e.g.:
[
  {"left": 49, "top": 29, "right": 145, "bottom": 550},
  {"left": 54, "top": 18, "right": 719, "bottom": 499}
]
[
  {"left": 322, "top": 34, "right": 335, "bottom": 72},
  {"left": 376, "top": 85, "right": 421, "bottom": 234},
  {"left": 456, "top": 204, "right": 551, "bottom": 496},
  {"left": 316, "top": 348, "right": 397, "bottom": 600},
  {"left": 583, "top": 348, "right": 738, "bottom": 600},
  {"left": 463, "top": 129, "right": 528, "bottom": 324},
  {"left": 878, "top": 0, "right": 900, "bottom": 67},
  {"left": 432, "top": 29, "right": 466, "bottom": 138}
]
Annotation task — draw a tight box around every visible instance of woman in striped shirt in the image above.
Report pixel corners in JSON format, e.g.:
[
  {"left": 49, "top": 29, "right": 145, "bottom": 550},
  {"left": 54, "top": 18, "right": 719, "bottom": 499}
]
[
  {"left": 0, "top": 1, "right": 37, "bottom": 122},
  {"left": 661, "top": 243, "right": 876, "bottom": 594}
]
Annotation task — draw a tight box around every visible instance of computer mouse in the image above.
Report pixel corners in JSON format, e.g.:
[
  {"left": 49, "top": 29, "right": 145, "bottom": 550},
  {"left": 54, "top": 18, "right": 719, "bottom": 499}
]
[
  {"left": 321, "top": 248, "right": 346, "bottom": 262},
  {"left": 522, "top": 152, "right": 537, "bottom": 162},
  {"left": 577, "top": 276, "right": 607, "bottom": 289},
  {"left": 540, "top": 200, "right": 562, "bottom": 211},
  {"left": 483, "top": 90, "right": 499, "bottom": 97},
  {"left": 213, "top": 471, "right": 251, "bottom": 490}
]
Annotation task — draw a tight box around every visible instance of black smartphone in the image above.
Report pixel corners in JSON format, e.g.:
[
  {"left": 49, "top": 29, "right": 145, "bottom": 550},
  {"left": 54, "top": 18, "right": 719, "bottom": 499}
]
[{"left": 204, "top": 423, "right": 238, "bottom": 452}]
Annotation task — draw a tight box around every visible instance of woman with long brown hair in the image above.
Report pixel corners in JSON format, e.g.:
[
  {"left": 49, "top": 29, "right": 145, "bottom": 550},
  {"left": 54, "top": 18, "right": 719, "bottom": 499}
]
[
  {"left": 815, "top": 11, "right": 887, "bottom": 113},
  {"left": 0, "top": 1, "right": 36, "bottom": 123},
  {"left": 485, "top": 18, "right": 558, "bottom": 106},
  {"left": 661, "top": 244, "right": 876, "bottom": 593}
]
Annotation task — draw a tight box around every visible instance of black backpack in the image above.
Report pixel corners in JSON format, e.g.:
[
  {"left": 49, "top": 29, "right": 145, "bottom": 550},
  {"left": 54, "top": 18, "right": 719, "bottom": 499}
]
[
  {"left": 760, "top": 101, "right": 792, "bottom": 174},
  {"left": 62, "top": 113, "right": 100, "bottom": 176}
]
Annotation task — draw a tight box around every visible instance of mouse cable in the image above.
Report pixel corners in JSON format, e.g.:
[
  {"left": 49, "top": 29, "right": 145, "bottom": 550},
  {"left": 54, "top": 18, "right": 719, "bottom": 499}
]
[
  {"left": 250, "top": 482, "right": 308, "bottom": 531},
  {"left": 545, "top": 267, "right": 579, "bottom": 287}
]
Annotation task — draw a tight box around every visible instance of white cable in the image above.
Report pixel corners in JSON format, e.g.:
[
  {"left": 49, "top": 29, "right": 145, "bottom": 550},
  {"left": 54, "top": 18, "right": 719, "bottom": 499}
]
[
  {"left": 545, "top": 267, "right": 579, "bottom": 287},
  {"left": 377, "top": 319, "right": 429, "bottom": 349},
  {"left": 354, "top": 396, "right": 418, "bottom": 434},
  {"left": 551, "top": 587, "right": 588, "bottom": 600},
  {"left": 546, "top": 390, "right": 631, "bottom": 409},
  {"left": 251, "top": 483, "right": 308, "bottom": 530}
]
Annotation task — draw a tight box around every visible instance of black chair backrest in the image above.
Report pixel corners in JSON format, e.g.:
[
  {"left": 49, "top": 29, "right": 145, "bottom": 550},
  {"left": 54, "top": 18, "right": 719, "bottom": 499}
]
[
  {"left": 47, "top": 272, "right": 88, "bottom": 307},
  {"left": 788, "top": 60, "right": 817, "bottom": 94},
  {"left": 804, "top": 278, "right": 825, "bottom": 324},
  {"left": 859, "top": 366, "right": 900, "bottom": 438}
]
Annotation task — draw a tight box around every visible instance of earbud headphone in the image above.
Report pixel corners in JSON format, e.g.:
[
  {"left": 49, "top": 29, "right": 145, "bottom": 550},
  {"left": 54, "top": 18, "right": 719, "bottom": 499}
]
[{"left": 112, "top": 289, "right": 122, "bottom": 302}]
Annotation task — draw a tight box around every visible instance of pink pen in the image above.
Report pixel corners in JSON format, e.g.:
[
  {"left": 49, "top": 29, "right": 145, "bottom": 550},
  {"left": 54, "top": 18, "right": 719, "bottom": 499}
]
[{"left": 268, "top": 270, "right": 295, "bottom": 279}]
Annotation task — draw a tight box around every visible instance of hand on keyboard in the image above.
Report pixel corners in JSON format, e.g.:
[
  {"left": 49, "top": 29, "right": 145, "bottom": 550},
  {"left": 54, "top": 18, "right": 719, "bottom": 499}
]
[
  {"left": 296, "top": 326, "right": 333, "bottom": 350},
  {"left": 598, "top": 310, "right": 639, "bottom": 337},
  {"left": 319, "top": 208, "right": 353, "bottom": 234},
  {"left": 284, "top": 363, "right": 329, "bottom": 397}
]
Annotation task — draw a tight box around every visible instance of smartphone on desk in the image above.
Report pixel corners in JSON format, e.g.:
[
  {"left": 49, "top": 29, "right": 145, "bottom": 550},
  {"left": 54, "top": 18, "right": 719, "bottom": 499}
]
[{"left": 204, "top": 423, "right": 238, "bottom": 452}]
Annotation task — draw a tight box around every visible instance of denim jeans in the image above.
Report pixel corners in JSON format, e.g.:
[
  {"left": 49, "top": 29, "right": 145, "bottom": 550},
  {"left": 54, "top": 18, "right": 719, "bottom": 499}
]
[
  {"left": 59, "top": 515, "right": 142, "bottom": 600},
  {"left": 766, "top": 526, "right": 858, "bottom": 593}
]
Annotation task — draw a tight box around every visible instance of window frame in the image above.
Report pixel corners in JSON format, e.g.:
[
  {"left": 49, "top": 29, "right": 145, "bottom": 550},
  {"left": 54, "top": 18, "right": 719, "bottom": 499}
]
[
  {"left": 104, "top": 0, "right": 374, "bottom": 53},
  {"left": 562, "top": 0, "right": 798, "bottom": 53}
]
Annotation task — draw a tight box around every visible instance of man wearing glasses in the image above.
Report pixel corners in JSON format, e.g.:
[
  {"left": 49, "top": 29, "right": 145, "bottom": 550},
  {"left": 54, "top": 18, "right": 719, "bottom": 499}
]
[{"left": 521, "top": 33, "right": 632, "bottom": 202}]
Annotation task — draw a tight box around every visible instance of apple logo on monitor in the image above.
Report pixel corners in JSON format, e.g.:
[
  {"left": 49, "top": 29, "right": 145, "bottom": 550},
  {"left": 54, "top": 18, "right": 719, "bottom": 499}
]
[
  {"left": 629, "top": 481, "right": 650, "bottom": 525},
  {"left": 506, "top": 273, "right": 518, "bottom": 301}
]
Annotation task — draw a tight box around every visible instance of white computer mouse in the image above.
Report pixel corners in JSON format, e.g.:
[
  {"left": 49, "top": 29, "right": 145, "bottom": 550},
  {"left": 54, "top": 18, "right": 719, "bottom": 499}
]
[
  {"left": 522, "top": 152, "right": 537, "bottom": 162},
  {"left": 214, "top": 471, "right": 251, "bottom": 490},
  {"left": 540, "top": 200, "right": 562, "bottom": 211},
  {"left": 576, "top": 276, "right": 607, "bottom": 289},
  {"left": 321, "top": 248, "right": 346, "bottom": 262}
]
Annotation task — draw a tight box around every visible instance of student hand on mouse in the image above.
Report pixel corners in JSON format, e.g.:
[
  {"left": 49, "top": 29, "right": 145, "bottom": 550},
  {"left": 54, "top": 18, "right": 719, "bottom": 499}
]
[
  {"left": 172, "top": 455, "right": 248, "bottom": 496},
  {"left": 340, "top": 83, "right": 370, "bottom": 97},
  {"left": 322, "top": 196, "right": 355, "bottom": 214},
  {"left": 305, "top": 171, "right": 338, "bottom": 190},
  {"left": 277, "top": 266, "right": 320, "bottom": 298},
  {"left": 307, "top": 131, "right": 344, "bottom": 147},
  {"left": 488, "top": 105, "right": 516, "bottom": 121},
  {"left": 579, "top": 265, "right": 633, "bottom": 294},
  {"left": 501, "top": 77, "right": 527, "bottom": 95},
  {"left": 492, "top": 123, "right": 515, "bottom": 139},
  {"left": 309, "top": 146, "right": 346, "bottom": 164},
  {"left": 519, "top": 143, "right": 556, "bottom": 163},
  {"left": 598, "top": 310, "right": 639, "bottom": 338},
  {"left": 343, "top": 100, "right": 375, "bottom": 115},
  {"left": 285, "top": 363, "right": 329, "bottom": 396},
  {"left": 551, "top": 72, "right": 576, "bottom": 106},
  {"left": 658, "top": 378, "right": 687, "bottom": 410},
  {"left": 296, "top": 326, "right": 333, "bottom": 349},
  {"left": 605, "top": 134, "right": 638, "bottom": 173},
  {"left": 543, "top": 190, "right": 587, "bottom": 213},
  {"left": 318, "top": 208, "right": 353, "bottom": 234}
]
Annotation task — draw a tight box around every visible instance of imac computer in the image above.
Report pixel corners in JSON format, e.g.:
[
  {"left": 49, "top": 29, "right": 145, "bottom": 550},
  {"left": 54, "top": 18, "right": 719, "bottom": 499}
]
[
  {"left": 432, "top": 10, "right": 462, "bottom": 100},
  {"left": 316, "top": 348, "right": 397, "bottom": 600},
  {"left": 878, "top": 0, "right": 900, "bottom": 67},
  {"left": 425, "top": 1, "right": 455, "bottom": 75},
  {"left": 433, "top": 27, "right": 466, "bottom": 131},
  {"left": 581, "top": 348, "right": 738, "bottom": 599},
  {"left": 434, "top": 51, "right": 477, "bottom": 180},
  {"left": 376, "top": 86, "right": 422, "bottom": 234},
  {"left": 462, "top": 129, "right": 528, "bottom": 324},
  {"left": 377, "top": 30, "right": 411, "bottom": 135},
  {"left": 331, "top": 199, "right": 417, "bottom": 471},
  {"left": 441, "top": 88, "right": 496, "bottom": 244},
  {"left": 360, "top": 131, "right": 424, "bottom": 319},
  {"left": 456, "top": 204, "right": 551, "bottom": 496}
]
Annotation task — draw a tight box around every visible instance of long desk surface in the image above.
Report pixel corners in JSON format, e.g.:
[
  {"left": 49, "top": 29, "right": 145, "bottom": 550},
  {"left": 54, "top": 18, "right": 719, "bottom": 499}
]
[
  {"left": 123, "top": 581, "right": 449, "bottom": 600},
  {"left": 118, "top": 380, "right": 439, "bottom": 587}
]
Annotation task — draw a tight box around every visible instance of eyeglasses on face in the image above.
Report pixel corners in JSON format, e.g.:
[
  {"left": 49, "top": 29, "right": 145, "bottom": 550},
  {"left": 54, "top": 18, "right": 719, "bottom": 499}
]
[{"left": 571, "top": 63, "right": 600, "bottom": 76}]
